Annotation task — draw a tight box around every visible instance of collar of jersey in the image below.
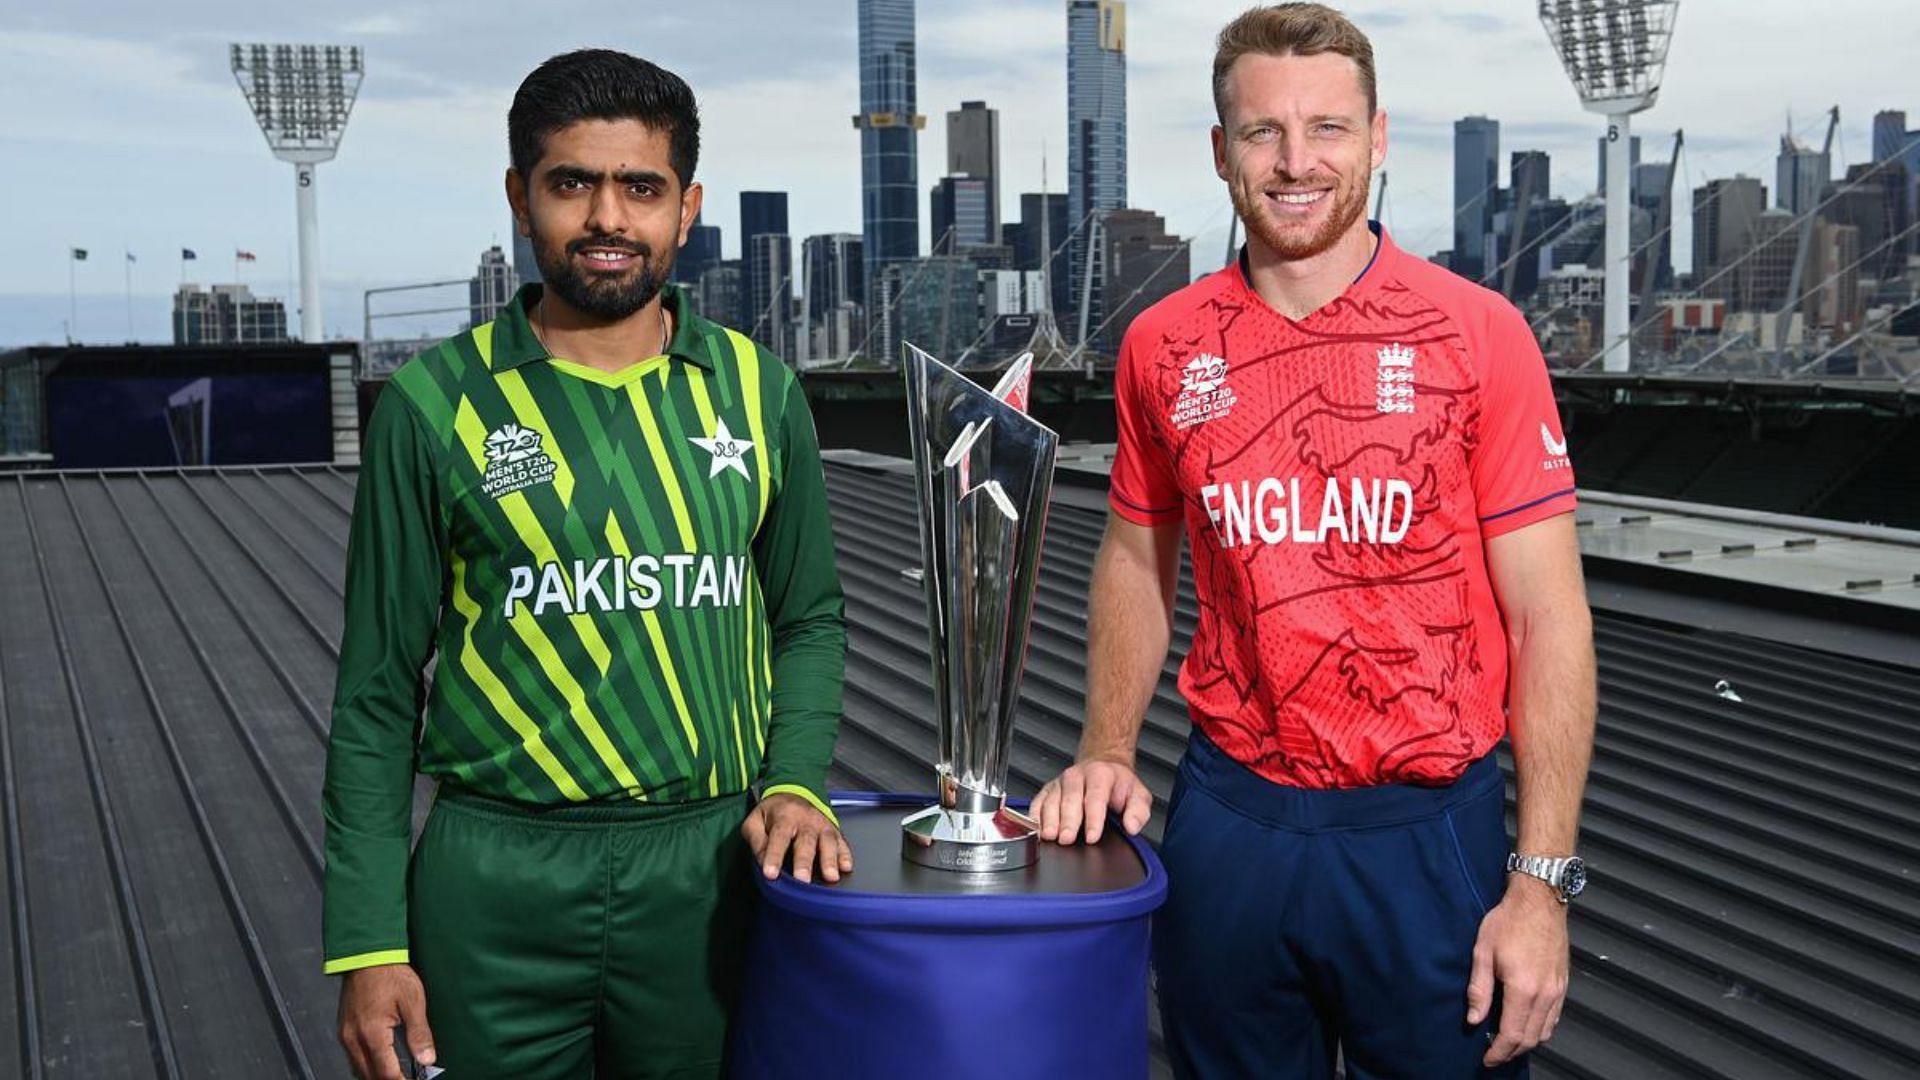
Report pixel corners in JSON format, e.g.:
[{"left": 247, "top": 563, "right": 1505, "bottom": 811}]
[
  {"left": 488, "top": 282, "right": 716, "bottom": 373},
  {"left": 1232, "top": 219, "right": 1392, "bottom": 318}
]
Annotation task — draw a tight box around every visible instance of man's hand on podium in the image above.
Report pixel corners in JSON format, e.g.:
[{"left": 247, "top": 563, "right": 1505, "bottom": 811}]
[
  {"left": 743, "top": 792, "right": 855, "bottom": 884},
  {"left": 1033, "top": 759, "right": 1153, "bottom": 845}
]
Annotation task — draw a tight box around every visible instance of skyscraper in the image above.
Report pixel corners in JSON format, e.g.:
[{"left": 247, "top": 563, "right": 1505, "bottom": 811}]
[
  {"left": 1873, "top": 109, "right": 1920, "bottom": 228},
  {"left": 1494, "top": 151, "right": 1551, "bottom": 300},
  {"left": 673, "top": 212, "right": 722, "bottom": 286},
  {"left": 740, "top": 192, "right": 789, "bottom": 251},
  {"left": 1734, "top": 208, "right": 1797, "bottom": 312},
  {"left": 1007, "top": 192, "right": 1071, "bottom": 320},
  {"left": 855, "top": 0, "right": 924, "bottom": 312},
  {"left": 1692, "top": 176, "right": 1767, "bottom": 300},
  {"left": 1100, "top": 209, "right": 1187, "bottom": 354},
  {"left": 930, "top": 175, "right": 993, "bottom": 253},
  {"left": 804, "top": 234, "right": 864, "bottom": 321},
  {"left": 746, "top": 233, "right": 794, "bottom": 357},
  {"left": 803, "top": 233, "right": 864, "bottom": 361},
  {"left": 1510, "top": 151, "right": 1551, "bottom": 206},
  {"left": 740, "top": 192, "right": 791, "bottom": 353},
  {"left": 1631, "top": 161, "right": 1675, "bottom": 291},
  {"left": 1067, "top": 0, "right": 1127, "bottom": 339},
  {"left": 947, "top": 100, "right": 1001, "bottom": 243},
  {"left": 469, "top": 244, "right": 517, "bottom": 328},
  {"left": 1824, "top": 160, "right": 1913, "bottom": 280},
  {"left": 1872, "top": 110, "right": 1910, "bottom": 163},
  {"left": 1807, "top": 219, "right": 1863, "bottom": 331},
  {"left": 1775, "top": 135, "right": 1829, "bottom": 216},
  {"left": 696, "top": 261, "right": 744, "bottom": 330},
  {"left": 876, "top": 255, "right": 984, "bottom": 367},
  {"left": 1452, "top": 116, "right": 1499, "bottom": 281}
]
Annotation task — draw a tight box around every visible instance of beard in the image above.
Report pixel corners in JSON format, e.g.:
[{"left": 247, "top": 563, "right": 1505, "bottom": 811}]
[
  {"left": 531, "top": 227, "right": 675, "bottom": 321},
  {"left": 1232, "top": 166, "right": 1370, "bottom": 261}
]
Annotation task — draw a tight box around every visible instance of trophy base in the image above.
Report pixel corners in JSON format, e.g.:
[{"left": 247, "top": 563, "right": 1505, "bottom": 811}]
[{"left": 900, "top": 804, "right": 1039, "bottom": 872}]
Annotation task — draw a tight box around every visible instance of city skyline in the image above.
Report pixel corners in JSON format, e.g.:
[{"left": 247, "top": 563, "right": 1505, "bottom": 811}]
[{"left": 3, "top": 0, "right": 1916, "bottom": 346}]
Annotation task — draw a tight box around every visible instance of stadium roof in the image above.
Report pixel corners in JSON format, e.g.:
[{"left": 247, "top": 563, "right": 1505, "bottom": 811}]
[{"left": 0, "top": 463, "right": 1914, "bottom": 1078}]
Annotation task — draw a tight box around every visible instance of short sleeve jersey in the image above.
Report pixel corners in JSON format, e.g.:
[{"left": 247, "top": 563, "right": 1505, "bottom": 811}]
[{"left": 1110, "top": 226, "right": 1575, "bottom": 789}]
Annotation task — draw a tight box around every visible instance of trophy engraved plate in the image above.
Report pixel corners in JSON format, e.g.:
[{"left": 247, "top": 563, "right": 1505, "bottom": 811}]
[{"left": 899, "top": 346, "right": 1057, "bottom": 872}]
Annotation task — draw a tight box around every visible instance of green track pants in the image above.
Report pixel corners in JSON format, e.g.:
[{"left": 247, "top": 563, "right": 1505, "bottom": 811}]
[{"left": 407, "top": 787, "right": 756, "bottom": 1079}]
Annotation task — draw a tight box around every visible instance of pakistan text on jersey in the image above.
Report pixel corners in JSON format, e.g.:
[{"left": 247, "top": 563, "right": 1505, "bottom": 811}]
[
  {"left": 1201, "top": 477, "right": 1416, "bottom": 549},
  {"left": 503, "top": 555, "right": 751, "bottom": 618}
]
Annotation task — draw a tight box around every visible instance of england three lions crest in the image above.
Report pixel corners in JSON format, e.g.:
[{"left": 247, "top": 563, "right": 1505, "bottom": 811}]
[{"left": 1375, "top": 343, "right": 1415, "bottom": 414}]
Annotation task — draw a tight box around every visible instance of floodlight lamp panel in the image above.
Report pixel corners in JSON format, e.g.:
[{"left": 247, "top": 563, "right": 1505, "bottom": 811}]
[
  {"left": 230, "top": 42, "right": 365, "bottom": 163},
  {"left": 1537, "top": 0, "right": 1679, "bottom": 115}
]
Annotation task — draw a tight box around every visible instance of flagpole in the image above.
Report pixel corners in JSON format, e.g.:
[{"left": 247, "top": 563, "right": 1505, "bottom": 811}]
[
  {"left": 125, "top": 247, "right": 133, "bottom": 342},
  {"left": 69, "top": 252, "right": 77, "bottom": 344}
]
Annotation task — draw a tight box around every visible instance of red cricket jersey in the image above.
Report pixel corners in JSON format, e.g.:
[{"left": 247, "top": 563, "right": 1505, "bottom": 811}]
[{"left": 1109, "top": 226, "right": 1576, "bottom": 789}]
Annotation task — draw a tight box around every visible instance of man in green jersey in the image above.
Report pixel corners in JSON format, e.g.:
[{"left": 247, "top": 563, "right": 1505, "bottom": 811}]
[{"left": 325, "top": 50, "right": 850, "bottom": 1080}]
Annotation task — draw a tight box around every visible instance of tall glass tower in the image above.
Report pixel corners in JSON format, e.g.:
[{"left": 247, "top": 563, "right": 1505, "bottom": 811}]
[
  {"left": 1452, "top": 116, "right": 1499, "bottom": 282},
  {"left": 855, "top": 0, "right": 924, "bottom": 328},
  {"left": 1067, "top": 0, "right": 1127, "bottom": 342}
]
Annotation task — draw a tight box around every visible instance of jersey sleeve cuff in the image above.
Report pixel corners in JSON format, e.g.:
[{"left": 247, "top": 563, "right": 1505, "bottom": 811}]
[
  {"left": 1108, "top": 488, "right": 1182, "bottom": 528},
  {"left": 323, "top": 948, "right": 411, "bottom": 976},
  {"left": 761, "top": 783, "right": 841, "bottom": 828},
  {"left": 1479, "top": 488, "right": 1578, "bottom": 539}
]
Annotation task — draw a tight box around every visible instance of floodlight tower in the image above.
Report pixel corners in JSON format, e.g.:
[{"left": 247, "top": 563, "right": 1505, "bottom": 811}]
[
  {"left": 1539, "top": 1, "right": 1678, "bottom": 372},
  {"left": 231, "top": 43, "right": 364, "bottom": 342}
]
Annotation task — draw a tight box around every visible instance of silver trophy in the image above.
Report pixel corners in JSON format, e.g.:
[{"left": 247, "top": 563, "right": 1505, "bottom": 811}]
[{"left": 900, "top": 344, "right": 1058, "bottom": 872}]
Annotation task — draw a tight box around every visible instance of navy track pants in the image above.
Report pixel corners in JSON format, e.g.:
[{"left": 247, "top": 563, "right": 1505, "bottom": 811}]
[{"left": 1154, "top": 729, "right": 1529, "bottom": 1080}]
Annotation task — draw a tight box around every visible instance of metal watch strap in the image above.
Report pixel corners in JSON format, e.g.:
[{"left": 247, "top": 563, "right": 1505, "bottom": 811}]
[{"left": 1507, "top": 852, "right": 1570, "bottom": 894}]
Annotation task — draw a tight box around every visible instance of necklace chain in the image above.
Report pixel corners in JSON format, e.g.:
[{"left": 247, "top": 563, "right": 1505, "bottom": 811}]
[{"left": 531, "top": 296, "right": 671, "bottom": 362}]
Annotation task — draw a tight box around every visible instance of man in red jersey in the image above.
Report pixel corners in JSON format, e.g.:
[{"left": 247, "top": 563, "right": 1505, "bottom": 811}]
[{"left": 1033, "top": 5, "right": 1595, "bottom": 1078}]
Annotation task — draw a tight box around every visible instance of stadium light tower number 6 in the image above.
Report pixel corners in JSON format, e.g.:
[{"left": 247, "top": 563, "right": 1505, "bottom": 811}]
[{"left": 231, "top": 43, "right": 365, "bottom": 342}]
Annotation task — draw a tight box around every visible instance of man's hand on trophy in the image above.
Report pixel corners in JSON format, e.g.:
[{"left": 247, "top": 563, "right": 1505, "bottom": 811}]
[
  {"left": 742, "top": 793, "right": 855, "bottom": 884},
  {"left": 1033, "top": 759, "right": 1153, "bottom": 845}
]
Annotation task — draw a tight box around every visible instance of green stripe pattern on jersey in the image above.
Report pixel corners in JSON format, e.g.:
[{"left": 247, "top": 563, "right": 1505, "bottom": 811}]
[{"left": 321, "top": 283, "right": 845, "bottom": 972}]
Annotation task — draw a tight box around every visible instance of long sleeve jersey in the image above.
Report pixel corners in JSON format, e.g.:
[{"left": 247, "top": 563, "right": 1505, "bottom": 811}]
[{"left": 322, "top": 284, "right": 846, "bottom": 973}]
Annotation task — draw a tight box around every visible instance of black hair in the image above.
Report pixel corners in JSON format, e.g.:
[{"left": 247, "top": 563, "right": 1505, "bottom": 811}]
[{"left": 508, "top": 49, "right": 700, "bottom": 188}]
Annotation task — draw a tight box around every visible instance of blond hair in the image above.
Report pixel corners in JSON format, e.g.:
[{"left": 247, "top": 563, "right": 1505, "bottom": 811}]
[{"left": 1213, "top": 4, "right": 1377, "bottom": 121}]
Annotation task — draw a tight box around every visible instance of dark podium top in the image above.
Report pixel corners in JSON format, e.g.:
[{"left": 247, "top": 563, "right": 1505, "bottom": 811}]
[{"left": 808, "top": 793, "right": 1149, "bottom": 898}]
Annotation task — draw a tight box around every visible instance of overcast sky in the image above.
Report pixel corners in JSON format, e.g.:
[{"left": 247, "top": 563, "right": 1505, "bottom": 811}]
[{"left": 3, "top": 1, "right": 1916, "bottom": 345}]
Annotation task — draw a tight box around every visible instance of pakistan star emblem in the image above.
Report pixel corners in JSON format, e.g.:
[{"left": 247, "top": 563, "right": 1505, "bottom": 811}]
[{"left": 690, "top": 418, "right": 754, "bottom": 479}]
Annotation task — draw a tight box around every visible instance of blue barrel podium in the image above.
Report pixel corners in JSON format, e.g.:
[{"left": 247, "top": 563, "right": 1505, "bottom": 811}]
[{"left": 733, "top": 793, "right": 1168, "bottom": 1079}]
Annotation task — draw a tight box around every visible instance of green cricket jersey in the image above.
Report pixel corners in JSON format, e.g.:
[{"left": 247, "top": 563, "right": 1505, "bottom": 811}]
[{"left": 322, "top": 283, "right": 846, "bottom": 974}]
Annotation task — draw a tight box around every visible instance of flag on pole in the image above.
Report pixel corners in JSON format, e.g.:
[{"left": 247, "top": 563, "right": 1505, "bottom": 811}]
[
  {"left": 182, "top": 248, "right": 198, "bottom": 260},
  {"left": 72, "top": 248, "right": 88, "bottom": 261},
  {"left": 126, "top": 252, "right": 138, "bottom": 264},
  {"left": 236, "top": 250, "right": 258, "bottom": 262}
]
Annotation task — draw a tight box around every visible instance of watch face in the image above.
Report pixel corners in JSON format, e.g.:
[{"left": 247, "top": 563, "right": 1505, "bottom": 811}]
[{"left": 1563, "top": 858, "right": 1588, "bottom": 898}]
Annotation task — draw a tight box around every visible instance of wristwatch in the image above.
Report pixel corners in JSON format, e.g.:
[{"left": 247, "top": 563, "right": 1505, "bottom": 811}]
[{"left": 1506, "top": 853, "right": 1588, "bottom": 903}]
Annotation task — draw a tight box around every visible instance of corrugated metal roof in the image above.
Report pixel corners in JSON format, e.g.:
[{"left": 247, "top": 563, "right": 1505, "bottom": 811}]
[
  {"left": 823, "top": 460, "right": 1920, "bottom": 1080},
  {"left": 0, "top": 468, "right": 354, "bottom": 1077},
  {"left": 0, "top": 463, "right": 1914, "bottom": 1078}
]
